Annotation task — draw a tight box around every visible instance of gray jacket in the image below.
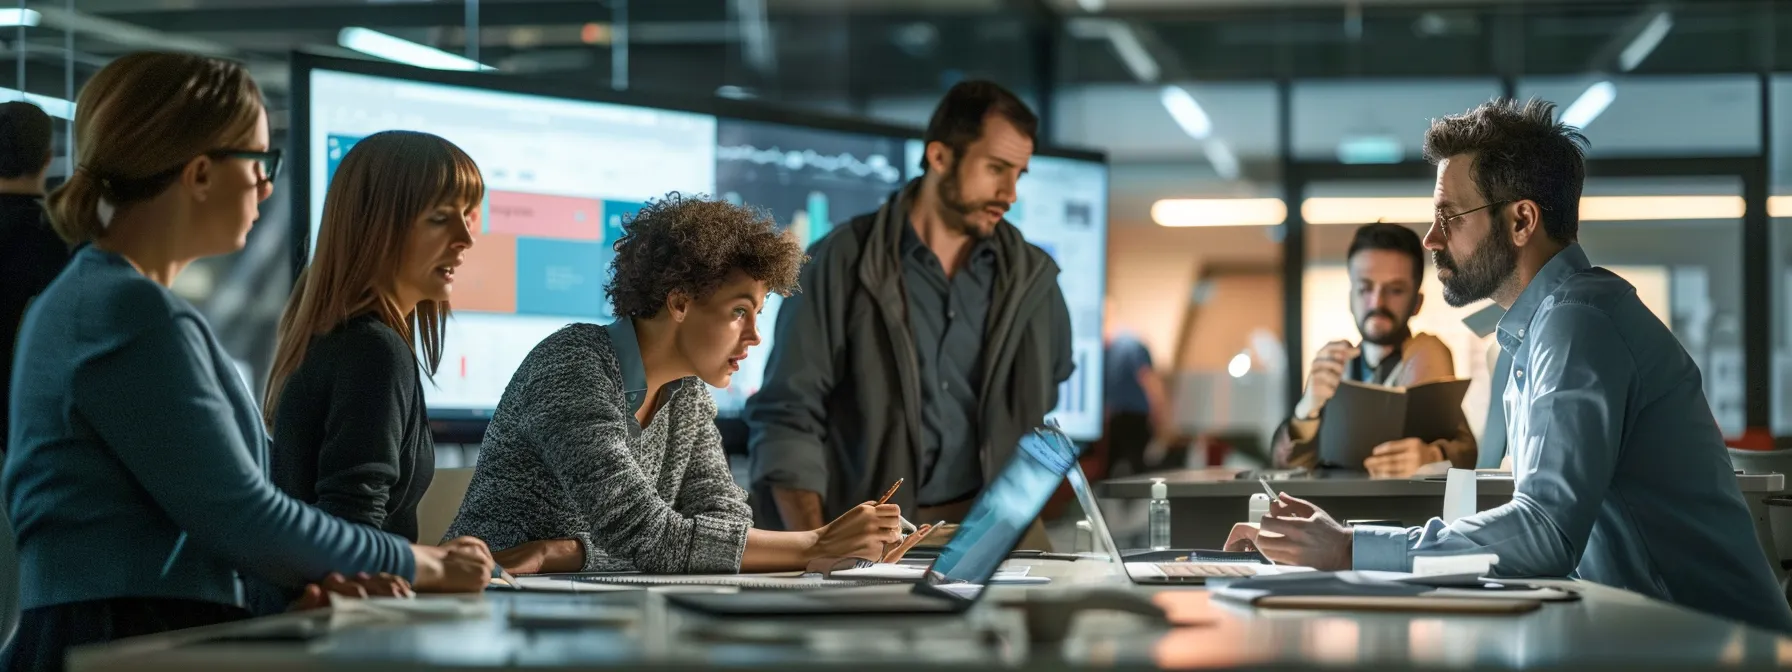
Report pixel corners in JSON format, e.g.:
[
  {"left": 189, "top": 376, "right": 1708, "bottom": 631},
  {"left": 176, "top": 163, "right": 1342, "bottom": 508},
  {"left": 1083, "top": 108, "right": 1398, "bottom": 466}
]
[{"left": 745, "top": 180, "right": 1074, "bottom": 521}]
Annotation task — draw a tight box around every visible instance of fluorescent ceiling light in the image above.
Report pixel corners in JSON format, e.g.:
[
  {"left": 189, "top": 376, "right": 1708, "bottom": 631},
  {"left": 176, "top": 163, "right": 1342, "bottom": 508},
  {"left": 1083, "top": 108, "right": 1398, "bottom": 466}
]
[
  {"left": 1105, "top": 23, "right": 1158, "bottom": 83},
  {"left": 1618, "top": 11, "right": 1673, "bottom": 73},
  {"left": 1560, "top": 81, "right": 1616, "bottom": 129},
  {"left": 1303, "top": 197, "right": 1433, "bottom": 225},
  {"left": 1077, "top": 0, "right": 1106, "bottom": 11},
  {"left": 1152, "top": 198, "right": 1285, "bottom": 227},
  {"left": 1769, "top": 196, "right": 1792, "bottom": 218},
  {"left": 0, "top": 88, "right": 74, "bottom": 120},
  {"left": 1578, "top": 195, "right": 1742, "bottom": 221},
  {"left": 1160, "top": 85, "right": 1211, "bottom": 139},
  {"left": 0, "top": 9, "right": 40, "bottom": 27},
  {"left": 1203, "top": 138, "right": 1240, "bottom": 181},
  {"left": 338, "top": 27, "right": 494, "bottom": 72},
  {"left": 1158, "top": 195, "right": 1749, "bottom": 228},
  {"left": 1304, "top": 195, "right": 1742, "bottom": 225},
  {"left": 1337, "top": 136, "right": 1404, "bottom": 165}
]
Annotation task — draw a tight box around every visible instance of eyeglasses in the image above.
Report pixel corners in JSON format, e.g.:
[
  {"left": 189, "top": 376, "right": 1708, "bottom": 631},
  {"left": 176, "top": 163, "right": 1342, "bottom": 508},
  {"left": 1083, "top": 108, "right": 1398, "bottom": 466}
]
[
  {"left": 211, "top": 148, "right": 282, "bottom": 184},
  {"left": 1434, "top": 199, "right": 1509, "bottom": 239}
]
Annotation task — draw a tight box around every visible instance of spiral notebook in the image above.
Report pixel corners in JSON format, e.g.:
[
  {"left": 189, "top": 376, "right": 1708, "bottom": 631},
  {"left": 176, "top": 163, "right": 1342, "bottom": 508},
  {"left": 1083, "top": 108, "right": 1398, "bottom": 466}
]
[{"left": 513, "top": 572, "right": 882, "bottom": 591}]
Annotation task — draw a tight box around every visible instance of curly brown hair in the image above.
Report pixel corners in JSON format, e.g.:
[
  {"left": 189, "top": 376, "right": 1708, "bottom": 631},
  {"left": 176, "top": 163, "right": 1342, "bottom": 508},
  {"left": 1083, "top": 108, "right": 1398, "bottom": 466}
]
[{"left": 606, "top": 192, "right": 806, "bottom": 319}]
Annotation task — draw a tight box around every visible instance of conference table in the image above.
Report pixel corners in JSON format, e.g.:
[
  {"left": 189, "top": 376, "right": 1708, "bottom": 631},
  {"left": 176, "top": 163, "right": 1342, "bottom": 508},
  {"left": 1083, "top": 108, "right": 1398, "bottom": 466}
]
[
  {"left": 1098, "top": 468, "right": 1789, "bottom": 555},
  {"left": 68, "top": 557, "right": 1792, "bottom": 671}
]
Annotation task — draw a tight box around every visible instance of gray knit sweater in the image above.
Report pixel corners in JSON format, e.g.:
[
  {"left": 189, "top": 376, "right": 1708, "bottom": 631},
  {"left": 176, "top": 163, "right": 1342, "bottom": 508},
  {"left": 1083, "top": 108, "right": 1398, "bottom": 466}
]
[{"left": 444, "top": 322, "right": 752, "bottom": 573}]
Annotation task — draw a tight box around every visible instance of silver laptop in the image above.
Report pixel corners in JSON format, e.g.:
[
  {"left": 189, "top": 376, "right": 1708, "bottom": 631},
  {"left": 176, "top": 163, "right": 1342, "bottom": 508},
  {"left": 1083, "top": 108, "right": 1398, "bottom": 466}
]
[
  {"left": 1062, "top": 454, "right": 1276, "bottom": 584},
  {"left": 665, "top": 424, "right": 1085, "bottom": 616}
]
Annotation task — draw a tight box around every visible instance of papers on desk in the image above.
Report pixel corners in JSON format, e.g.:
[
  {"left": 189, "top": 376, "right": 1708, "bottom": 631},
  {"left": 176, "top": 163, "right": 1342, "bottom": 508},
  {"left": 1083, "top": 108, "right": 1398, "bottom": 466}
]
[
  {"left": 326, "top": 595, "right": 491, "bottom": 628},
  {"left": 509, "top": 572, "right": 876, "bottom": 592},
  {"left": 1211, "top": 570, "right": 1578, "bottom": 614},
  {"left": 512, "top": 576, "right": 639, "bottom": 593},
  {"left": 826, "top": 563, "right": 1047, "bottom": 584}
]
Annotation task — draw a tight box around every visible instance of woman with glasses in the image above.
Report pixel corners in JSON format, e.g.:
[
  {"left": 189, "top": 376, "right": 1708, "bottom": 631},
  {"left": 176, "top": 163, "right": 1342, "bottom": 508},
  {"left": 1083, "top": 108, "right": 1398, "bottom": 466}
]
[
  {"left": 0, "top": 53, "right": 492, "bottom": 670},
  {"left": 263, "top": 131, "right": 479, "bottom": 551}
]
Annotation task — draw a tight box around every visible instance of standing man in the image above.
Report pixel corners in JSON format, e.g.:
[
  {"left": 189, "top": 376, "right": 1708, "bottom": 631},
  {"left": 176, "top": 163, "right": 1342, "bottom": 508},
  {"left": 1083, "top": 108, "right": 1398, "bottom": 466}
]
[
  {"left": 746, "top": 80, "right": 1074, "bottom": 535},
  {"left": 1230, "top": 99, "right": 1792, "bottom": 634},
  {"left": 0, "top": 101, "right": 64, "bottom": 454},
  {"left": 1270, "top": 223, "right": 1477, "bottom": 476}
]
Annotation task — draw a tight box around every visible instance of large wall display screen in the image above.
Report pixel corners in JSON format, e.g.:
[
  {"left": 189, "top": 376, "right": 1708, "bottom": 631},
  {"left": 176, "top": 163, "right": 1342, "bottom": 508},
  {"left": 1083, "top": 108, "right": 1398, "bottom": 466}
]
[{"left": 303, "top": 64, "right": 1109, "bottom": 440}]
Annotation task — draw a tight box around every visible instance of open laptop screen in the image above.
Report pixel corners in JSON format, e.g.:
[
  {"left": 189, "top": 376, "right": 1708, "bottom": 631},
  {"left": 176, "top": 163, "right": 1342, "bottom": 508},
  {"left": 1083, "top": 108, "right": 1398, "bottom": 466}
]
[{"left": 925, "top": 428, "right": 1081, "bottom": 586}]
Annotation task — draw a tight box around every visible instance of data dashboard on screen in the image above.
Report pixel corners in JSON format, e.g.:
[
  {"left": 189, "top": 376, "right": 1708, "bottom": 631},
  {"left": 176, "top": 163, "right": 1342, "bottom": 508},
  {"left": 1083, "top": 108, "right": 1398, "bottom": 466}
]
[
  {"left": 307, "top": 69, "right": 716, "bottom": 417},
  {"left": 304, "top": 66, "right": 1108, "bottom": 440}
]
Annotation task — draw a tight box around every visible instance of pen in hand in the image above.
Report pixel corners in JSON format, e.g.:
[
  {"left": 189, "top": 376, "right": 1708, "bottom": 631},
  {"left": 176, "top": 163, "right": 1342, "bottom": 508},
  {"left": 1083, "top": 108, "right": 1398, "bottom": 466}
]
[
  {"left": 1257, "top": 476, "right": 1280, "bottom": 504},
  {"left": 875, "top": 478, "right": 918, "bottom": 534},
  {"left": 1255, "top": 477, "right": 1279, "bottom": 566},
  {"left": 876, "top": 478, "right": 903, "bottom": 506}
]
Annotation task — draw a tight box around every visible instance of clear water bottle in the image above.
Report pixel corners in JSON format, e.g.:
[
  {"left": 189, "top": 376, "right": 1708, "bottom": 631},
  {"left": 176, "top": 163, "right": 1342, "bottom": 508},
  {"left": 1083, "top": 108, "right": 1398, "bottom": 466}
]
[{"left": 1148, "top": 478, "right": 1171, "bottom": 551}]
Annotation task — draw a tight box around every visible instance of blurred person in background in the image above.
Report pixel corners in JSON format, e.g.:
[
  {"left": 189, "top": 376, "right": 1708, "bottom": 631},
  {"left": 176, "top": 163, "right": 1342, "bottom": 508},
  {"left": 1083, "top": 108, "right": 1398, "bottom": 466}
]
[
  {"left": 1101, "top": 298, "right": 1170, "bottom": 479},
  {"left": 746, "top": 80, "right": 1072, "bottom": 548},
  {"left": 1269, "top": 222, "right": 1476, "bottom": 476},
  {"left": 0, "top": 101, "right": 65, "bottom": 456}
]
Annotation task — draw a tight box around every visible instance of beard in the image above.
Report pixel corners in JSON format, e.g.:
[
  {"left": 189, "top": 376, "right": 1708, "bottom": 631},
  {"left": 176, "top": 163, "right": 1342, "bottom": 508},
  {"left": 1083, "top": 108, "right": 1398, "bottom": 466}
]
[
  {"left": 935, "top": 160, "right": 1005, "bottom": 240},
  {"left": 1435, "top": 226, "right": 1519, "bottom": 307},
  {"left": 1358, "top": 308, "right": 1409, "bottom": 346}
]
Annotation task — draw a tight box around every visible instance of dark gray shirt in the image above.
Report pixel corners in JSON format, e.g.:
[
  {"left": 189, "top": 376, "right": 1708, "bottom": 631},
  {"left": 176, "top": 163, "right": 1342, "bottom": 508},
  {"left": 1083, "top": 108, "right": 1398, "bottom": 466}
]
[{"left": 900, "top": 223, "right": 995, "bottom": 506}]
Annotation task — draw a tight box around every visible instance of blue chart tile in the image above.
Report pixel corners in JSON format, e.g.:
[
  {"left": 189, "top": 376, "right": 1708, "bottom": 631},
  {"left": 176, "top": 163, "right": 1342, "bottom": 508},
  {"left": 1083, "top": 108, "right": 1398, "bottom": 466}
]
[
  {"left": 324, "top": 134, "right": 364, "bottom": 187},
  {"left": 602, "top": 200, "right": 647, "bottom": 247},
  {"left": 516, "top": 238, "right": 614, "bottom": 320}
]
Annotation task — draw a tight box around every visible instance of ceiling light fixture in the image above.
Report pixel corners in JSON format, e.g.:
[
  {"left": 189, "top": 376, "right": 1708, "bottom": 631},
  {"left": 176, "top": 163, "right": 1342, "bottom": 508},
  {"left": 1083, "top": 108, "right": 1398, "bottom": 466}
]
[
  {"left": 1152, "top": 198, "right": 1286, "bottom": 227},
  {"left": 338, "top": 27, "right": 494, "bottom": 72},
  {"left": 1105, "top": 22, "right": 1158, "bottom": 83},
  {"left": 1160, "top": 85, "right": 1211, "bottom": 139},
  {"left": 1154, "top": 195, "right": 1749, "bottom": 228},
  {"left": 1560, "top": 80, "right": 1616, "bottom": 129},
  {"left": 1618, "top": 11, "right": 1673, "bottom": 73},
  {"left": 0, "top": 9, "right": 40, "bottom": 27},
  {"left": 1203, "top": 138, "right": 1241, "bottom": 181}
]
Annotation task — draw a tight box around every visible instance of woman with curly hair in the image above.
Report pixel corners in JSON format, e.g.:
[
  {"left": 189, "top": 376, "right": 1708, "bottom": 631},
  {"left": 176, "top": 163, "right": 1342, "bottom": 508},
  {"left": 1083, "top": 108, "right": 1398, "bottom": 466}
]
[{"left": 446, "top": 193, "right": 921, "bottom": 574}]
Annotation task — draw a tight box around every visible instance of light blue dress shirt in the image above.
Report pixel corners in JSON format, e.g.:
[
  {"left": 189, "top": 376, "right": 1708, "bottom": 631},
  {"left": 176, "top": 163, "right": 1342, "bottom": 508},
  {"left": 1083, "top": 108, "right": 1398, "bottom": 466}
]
[{"left": 1353, "top": 244, "right": 1792, "bottom": 633}]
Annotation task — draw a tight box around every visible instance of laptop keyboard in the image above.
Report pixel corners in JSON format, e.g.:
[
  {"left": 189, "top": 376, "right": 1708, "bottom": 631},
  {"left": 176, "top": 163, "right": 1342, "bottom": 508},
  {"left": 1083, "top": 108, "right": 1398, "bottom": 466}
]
[{"left": 1153, "top": 562, "right": 1263, "bottom": 578}]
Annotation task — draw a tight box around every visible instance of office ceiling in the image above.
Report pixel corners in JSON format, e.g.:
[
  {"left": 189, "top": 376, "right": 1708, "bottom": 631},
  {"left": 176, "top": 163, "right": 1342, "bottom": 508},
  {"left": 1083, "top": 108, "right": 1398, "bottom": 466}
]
[{"left": 4, "top": 0, "right": 1789, "bottom": 133}]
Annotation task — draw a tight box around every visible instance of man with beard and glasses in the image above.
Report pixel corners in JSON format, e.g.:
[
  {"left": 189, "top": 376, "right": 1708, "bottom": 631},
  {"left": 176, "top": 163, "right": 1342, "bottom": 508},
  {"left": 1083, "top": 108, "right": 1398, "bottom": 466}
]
[
  {"left": 1226, "top": 98, "right": 1792, "bottom": 634},
  {"left": 746, "top": 81, "right": 1072, "bottom": 547},
  {"left": 1269, "top": 223, "right": 1477, "bottom": 477}
]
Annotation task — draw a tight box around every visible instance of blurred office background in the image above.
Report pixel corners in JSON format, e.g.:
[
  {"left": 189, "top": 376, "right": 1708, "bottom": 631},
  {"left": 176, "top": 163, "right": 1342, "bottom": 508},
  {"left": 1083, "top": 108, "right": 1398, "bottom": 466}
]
[{"left": 5, "top": 0, "right": 1791, "bottom": 464}]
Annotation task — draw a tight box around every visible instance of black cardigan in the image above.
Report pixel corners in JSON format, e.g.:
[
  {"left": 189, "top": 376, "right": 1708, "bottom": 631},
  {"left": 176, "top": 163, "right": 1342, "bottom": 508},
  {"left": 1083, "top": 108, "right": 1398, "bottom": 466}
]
[{"left": 270, "top": 313, "right": 435, "bottom": 542}]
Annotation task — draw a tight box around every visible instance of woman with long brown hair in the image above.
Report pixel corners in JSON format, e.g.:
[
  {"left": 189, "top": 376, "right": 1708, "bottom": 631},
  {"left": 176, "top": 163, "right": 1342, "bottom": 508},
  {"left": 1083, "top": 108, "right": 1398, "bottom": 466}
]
[
  {"left": 264, "top": 130, "right": 478, "bottom": 547},
  {"left": 0, "top": 53, "right": 491, "bottom": 670}
]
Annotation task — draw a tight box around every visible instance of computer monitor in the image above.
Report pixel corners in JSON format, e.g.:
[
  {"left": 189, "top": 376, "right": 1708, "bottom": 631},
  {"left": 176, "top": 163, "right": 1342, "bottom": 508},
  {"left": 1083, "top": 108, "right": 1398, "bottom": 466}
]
[
  {"left": 904, "top": 141, "right": 1110, "bottom": 441},
  {"left": 302, "top": 66, "right": 717, "bottom": 420}
]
